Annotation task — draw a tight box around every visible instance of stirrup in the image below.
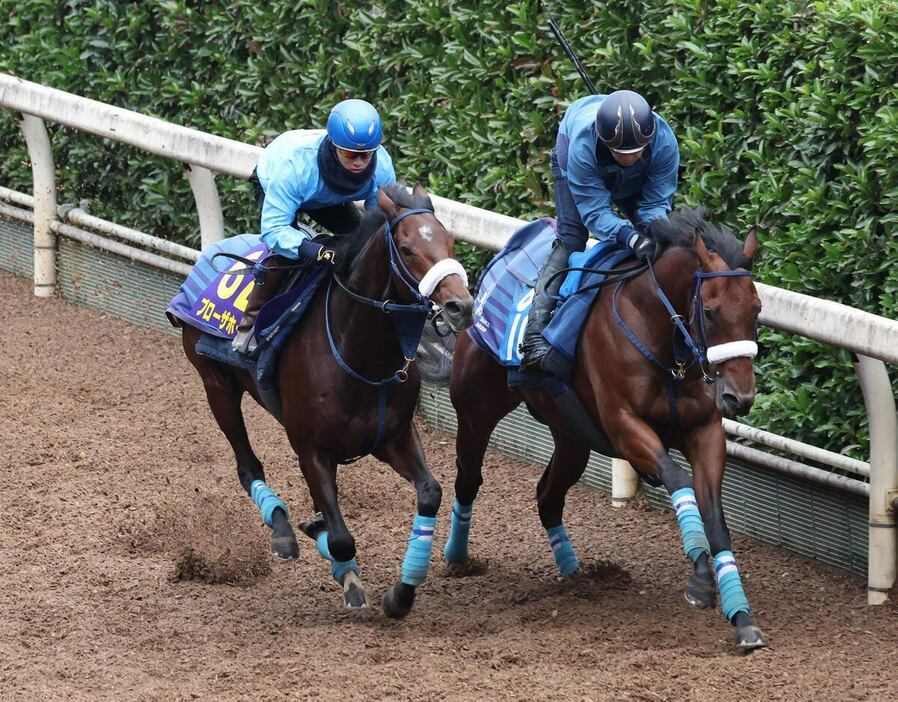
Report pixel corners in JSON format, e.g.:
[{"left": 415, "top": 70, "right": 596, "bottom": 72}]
[{"left": 232, "top": 328, "right": 257, "bottom": 355}]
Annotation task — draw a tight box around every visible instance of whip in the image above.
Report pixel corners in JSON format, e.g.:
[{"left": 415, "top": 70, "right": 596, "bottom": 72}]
[{"left": 539, "top": 1, "right": 598, "bottom": 94}]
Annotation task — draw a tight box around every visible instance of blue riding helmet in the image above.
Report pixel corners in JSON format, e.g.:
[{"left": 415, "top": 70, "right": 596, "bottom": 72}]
[
  {"left": 326, "top": 99, "right": 383, "bottom": 151},
  {"left": 596, "top": 90, "right": 656, "bottom": 154}
]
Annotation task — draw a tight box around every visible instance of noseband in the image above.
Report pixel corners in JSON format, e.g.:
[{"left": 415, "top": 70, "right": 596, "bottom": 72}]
[{"left": 612, "top": 258, "right": 757, "bottom": 383}]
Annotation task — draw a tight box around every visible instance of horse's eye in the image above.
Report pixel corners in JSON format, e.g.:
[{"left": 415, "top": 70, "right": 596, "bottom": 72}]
[
  {"left": 399, "top": 245, "right": 414, "bottom": 257},
  {"left": 703, "top": 307, "right": 717, "bottom": 323}
]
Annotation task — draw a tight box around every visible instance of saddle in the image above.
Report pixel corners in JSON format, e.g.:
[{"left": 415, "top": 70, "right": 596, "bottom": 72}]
[
  {"left": 468, "top": 218, "right": 631, "bottom": 381},
  {"left": 167, "top": 233, "right": 328, "bottom": 422}
]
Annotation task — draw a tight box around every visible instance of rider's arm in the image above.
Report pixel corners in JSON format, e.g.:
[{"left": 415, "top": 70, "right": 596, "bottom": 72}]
[
  {"left": 363, "top": 147, "right": 397, "bottom": 209},
  {"left": 635, "top": 122, "right": 679, "bottom": 229},
  {"left": 259, "top": 159, "right": 313, "bottom": 259},
  {"left": 566, "top": 141, "right": 632, "bottom": 244}
]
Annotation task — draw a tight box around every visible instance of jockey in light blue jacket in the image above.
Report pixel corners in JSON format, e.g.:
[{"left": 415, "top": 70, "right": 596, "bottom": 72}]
[
  {"left": 519, "top": 90, "right": 680, "bottom": 370},
  {"left": 233, "top": 99, "right": 397, "bottom": 353}
]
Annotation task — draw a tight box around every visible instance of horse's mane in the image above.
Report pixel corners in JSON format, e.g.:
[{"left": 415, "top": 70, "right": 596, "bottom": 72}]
[
  {"left": 330, "top": 183, "right": 434, "bottom": 275},
  {"left": 651, "top": 207, "right": 752, "bottom": 270}
]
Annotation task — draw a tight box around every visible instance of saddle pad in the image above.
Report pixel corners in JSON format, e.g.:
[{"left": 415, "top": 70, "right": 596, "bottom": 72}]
[
  {"left": 166, "top": 234, "right": 269, "bottom": 338},
  {"left": 468, "top": 218, "right": 556, "bottom": 366},
  {"left": 468, "top": 218, "right": 630, "bottom": 372}
]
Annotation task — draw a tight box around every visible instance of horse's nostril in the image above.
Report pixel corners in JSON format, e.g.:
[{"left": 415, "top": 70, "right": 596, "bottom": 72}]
[{"left": 444, "top": 299, "right": 472, "bottom": 319}]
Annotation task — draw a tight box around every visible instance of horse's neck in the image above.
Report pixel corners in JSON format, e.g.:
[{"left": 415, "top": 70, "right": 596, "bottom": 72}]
[
  {"left": 345, "top": 228, "right": 394, "bottom": 303},
  {"left": 618, "top": 247, "right": 697, "bottom": 350},
  {"left": 643, "top": 247, "right": 697, "bottom": 315},
  {"left": 328, "top": 228, "right": 403, "bottom": 370}
]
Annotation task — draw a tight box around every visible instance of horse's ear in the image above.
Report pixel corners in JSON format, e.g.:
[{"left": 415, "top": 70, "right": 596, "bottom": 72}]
[
  {"left": 377, "top": 187, "right": 398, "bottom": 218},
  {"left": 693, "top": 227, "right": 713, "bottom": 268},
  {"left": 743, "top": 229, "right": 759, "bottom": 259},
  {"left": 412, "top": 182, "right": 428, "bottom": 198}
]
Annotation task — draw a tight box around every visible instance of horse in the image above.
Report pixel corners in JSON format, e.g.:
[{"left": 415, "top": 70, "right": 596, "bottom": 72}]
[
  {"left": 443, "top": 207, "right": 767, "bottom": 650},
  {"left": 180, "top": 183, "right": 473, "bottom": 618}
]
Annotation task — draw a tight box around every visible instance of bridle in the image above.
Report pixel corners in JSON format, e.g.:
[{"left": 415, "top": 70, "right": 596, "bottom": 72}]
[{"left": 612, "top": 256, "right": 757, "bottom": 383}]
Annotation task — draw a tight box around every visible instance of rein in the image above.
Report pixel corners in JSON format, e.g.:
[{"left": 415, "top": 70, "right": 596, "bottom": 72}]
[
  {"left": 612, "top": 256, "right": 756, "bottom": 383},
  {"left": 324, "top": 207, "right": 466, "bottom": 463}
]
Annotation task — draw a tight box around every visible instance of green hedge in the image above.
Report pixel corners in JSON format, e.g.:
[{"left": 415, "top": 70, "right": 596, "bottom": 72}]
[{"left": 2, "top": 0, "right": 896, "bottom": 458}]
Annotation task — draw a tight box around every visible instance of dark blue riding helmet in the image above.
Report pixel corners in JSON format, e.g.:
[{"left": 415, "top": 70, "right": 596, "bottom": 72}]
[
  {"left": 326, "top": 99, "right": 383, "bottom": 151},
  {"left": 596, "top": 90, "right": 656, "bottom": 154}
]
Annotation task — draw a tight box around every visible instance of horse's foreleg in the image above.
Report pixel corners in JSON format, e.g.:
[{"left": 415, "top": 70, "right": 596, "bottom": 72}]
[
  {"left": 683, "top": 422, "right": 767, "bottom": 651},
  {"left": 375, "top": 422, "right": 442, "bottom": 619},
  {"left": 537, "top": 433, "right": 591, "bottom": 578},
  {"left": 651, "top": 454, "right": 716, "bottom": 609},
  {"left": 445, "top": 335, "right": 519, "bottom": 564},
  {"left": 189, "top": 346, "right": 298, "bottom": 561},
  {"left": 295, "top": 451, "right": 364, "bottom": 608},
  {"left": 605, "top": 414, "right": 715, "bottom": 604}
]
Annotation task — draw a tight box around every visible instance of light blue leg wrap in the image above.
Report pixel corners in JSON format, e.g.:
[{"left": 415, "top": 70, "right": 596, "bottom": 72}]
[
  {"left": 714, "top": 550, "right": 751, "bottom": 620},
  {"left": 443, "top": 499, "right": 473, "bottom": 564},
  {"left": 401, "top": 514, "right": 436, "bottom": 586},
  {"left": 314, "top": 530, "right": 359, "bottom": 583},
  {"left": 671, "top": 487, "right": 711, "bottom": 562},
  {"left": 249, "top": 479, "right": 287, "bottom": 527},
  {"left": 546, "top": 524, "right": 579, "bottom": 578}
]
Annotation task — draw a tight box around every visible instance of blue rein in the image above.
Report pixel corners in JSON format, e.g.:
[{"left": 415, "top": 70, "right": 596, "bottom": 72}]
[
  {"left": 612, "top": 257, "right": 752, "bottom": 383},
  {"left": 323, "top": 208, "right": 434, "bottom": 462}
]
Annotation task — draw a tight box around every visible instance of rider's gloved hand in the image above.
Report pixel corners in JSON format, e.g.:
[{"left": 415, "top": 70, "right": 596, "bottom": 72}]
[
  {"left": 617, "top": 225, "right": 657, "bottom": 262},
  {"left": 298, "top": 238, "right": 337, "bottom": 266}
]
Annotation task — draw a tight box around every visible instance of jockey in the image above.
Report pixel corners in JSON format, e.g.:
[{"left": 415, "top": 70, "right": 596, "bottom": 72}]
[
  {"left": 518, "top": 89, "right": 679, "bottom": 370},
  {"left": 233, "top": 98, "right": 397, "bottom": 353}
]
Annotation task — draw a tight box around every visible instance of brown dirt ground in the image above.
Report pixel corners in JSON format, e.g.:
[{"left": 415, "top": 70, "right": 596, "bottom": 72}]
[{"left": 0, "top": 270, "right": 896, "bottom": 702}]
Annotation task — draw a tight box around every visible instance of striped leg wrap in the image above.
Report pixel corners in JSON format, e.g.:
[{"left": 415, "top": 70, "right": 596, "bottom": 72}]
[
  {"left": 546, "top": 524, "right": 579, "bottom": 578},
  {"left": 401, "top": 514, "right": 436, "bottom": 586},
  {"left": 443, "top": 499, "right": 473, "bottom": 564},
  {"left": 249, "top": 480, "right": 287, "bottom": 527},
  {"left": 314, "top": 530, "right": 359, "bottom": 583},
  {"left": 714, "top": 550, "right": 751, "bottom": 620},
  {"left": 671, "top": 487, "right": 711, "bottom": 562}
]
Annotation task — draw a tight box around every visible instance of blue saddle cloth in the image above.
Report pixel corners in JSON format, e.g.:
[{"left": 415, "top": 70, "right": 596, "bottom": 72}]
[
  {"left": 166, "top": 234, "right": 327, "bottom": 422},
  {"left": 468, "top": 218, "right": 632, "bottom": 382}
]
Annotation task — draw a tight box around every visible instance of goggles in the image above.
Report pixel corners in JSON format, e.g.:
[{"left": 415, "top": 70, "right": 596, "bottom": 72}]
[{"left": 336, "top": 147, "right": 376, "bottom": 162}]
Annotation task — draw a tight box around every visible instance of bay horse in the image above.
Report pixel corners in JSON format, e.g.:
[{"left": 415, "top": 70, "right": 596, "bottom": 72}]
[
  {"left": 444, "top": 208, "right": 767, "bottom": 650},
  {"left": 181, "top": 183, "right": 473, "bottom": 618}
]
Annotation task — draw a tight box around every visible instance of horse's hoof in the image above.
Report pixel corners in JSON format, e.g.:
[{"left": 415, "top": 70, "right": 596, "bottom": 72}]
[
  {"left": 683, "top": 577, "right": 716, "bottom": 609},
  {"left": 342, "top": 571, "right": 367, "bottom": 609},
  {"left": 271, "top": 534, "right": 299, "bottom": 561},
  {"left": 382, "top": 583, "right": 416, "bottom": 619},
  {"left": 735, "top": 624, "right": 767, "bottom": 652}
]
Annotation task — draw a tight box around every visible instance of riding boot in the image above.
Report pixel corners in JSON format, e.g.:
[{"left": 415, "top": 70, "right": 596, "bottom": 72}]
[
  {"left": 232, "top": 255, "right": 289, "bottom": 354},
  {"left": 518, "top": 240, "right": 570, "bottom": 370}
]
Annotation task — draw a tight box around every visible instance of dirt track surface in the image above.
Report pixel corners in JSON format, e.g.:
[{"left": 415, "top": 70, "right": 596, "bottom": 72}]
[{"left": 1, "top": 270, "right": 896, "bottom": 701}]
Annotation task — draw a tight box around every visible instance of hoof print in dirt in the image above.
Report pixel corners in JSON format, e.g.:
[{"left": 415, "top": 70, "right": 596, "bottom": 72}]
[{"left": 444, "top": 556, "right": 489, "bottom": 578}]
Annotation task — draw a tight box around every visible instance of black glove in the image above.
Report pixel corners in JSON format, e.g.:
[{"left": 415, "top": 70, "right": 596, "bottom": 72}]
[
  {"left": 631, "top": 232, "right": 657, "bottom": 261},
  {"left": 616, "top": 226, "right": 657, "bottom": 261},
  {"left": 298, "top": 238, "right": 337, "bottom": 266}
]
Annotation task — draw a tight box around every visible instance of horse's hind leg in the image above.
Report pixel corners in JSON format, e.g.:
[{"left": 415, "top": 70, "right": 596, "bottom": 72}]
[
  {"left": 444, "top": 334, "right": 520, "bottom": 565},
  {"left": 294, "top": 450, "right": 365, "bottom": 609},
  {"left": 184, "top": 336, "right": 298, "bottom": 560},
  {"left": 536, "top": 432, "right": 590, "bottom": 579},
  {"left": 375, "top": 421, "right": 442, "bottom": 619}
]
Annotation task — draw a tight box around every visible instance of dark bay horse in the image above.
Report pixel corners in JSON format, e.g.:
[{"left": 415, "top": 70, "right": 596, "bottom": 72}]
[
  {"left": 445, "top": 208, "right": 767, "bottom": 650},
  {"left": 181, "top": 184, "right": 473, "bottom": 617}
]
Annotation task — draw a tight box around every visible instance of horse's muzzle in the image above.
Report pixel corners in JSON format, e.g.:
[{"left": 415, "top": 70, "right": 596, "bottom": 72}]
[
  {"left": 441, "top": 297, "right": 474, "bottom": 332},
  {"left": 716, "top": 383, "right": 756, "bottom": 418}
]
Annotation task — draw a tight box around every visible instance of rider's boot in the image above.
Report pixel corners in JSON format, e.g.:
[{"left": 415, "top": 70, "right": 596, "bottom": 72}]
[
  {"left": 232, "top": 256, "right": 289, "bottom": 355},
  {"left": 518, "top": 240, "right": 570, "bottom": 371}
]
